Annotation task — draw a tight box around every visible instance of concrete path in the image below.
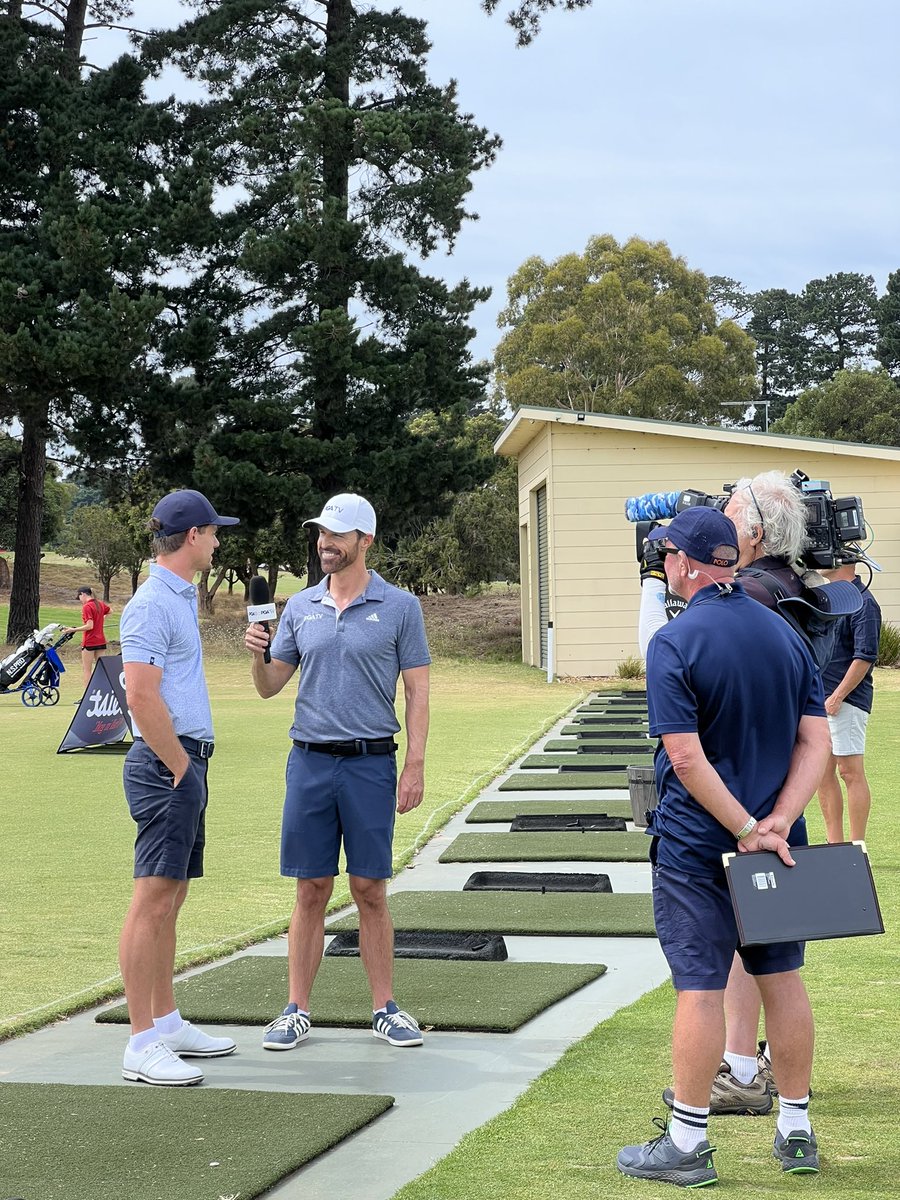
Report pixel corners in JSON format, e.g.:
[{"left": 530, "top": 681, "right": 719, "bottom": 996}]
[{"left": 0, "top": 698, "right": 668, "bottom": 1200}]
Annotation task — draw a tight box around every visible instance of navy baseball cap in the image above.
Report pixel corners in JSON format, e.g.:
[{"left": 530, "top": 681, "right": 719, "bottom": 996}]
[
  {"left": 648, "top": 507, "right": 739, "bottom": 568},
  {"left": 151, "top": 489, "right": 240, "bottom": 536}
]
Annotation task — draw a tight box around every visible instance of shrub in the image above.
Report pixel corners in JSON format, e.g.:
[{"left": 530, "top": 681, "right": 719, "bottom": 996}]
[
  {"left": 616, "top": 655, "right": 645, "bottom": 680},
  {"left": 877, "top": 621, "right": 900, "bottom": 668}
]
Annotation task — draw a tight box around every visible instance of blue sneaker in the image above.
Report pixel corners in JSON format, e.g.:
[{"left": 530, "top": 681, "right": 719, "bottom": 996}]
[
  {"left": 262, "top": 1003, "right": 311, "bottom": 1051},
  {"left": 773, "top": 1127, "right": 819, "bottom": 1173},
  {"left": 618, "top": 1118, "right": 718, "bottom": 1188},
  {"left": 372, "top": 1001, "right": 423, "bottom": 1047}
]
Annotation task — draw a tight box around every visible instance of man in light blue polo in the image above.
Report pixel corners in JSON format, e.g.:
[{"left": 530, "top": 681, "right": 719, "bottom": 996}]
[
  {"left": 244, "top": 492, "right": 431, "bottom": 1050},
  {"left": 118, "top": 489, "right": 240, "bottom": 1086}
]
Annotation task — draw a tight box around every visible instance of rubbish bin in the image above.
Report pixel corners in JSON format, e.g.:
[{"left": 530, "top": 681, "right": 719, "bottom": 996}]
[{"left": 627, "top": 764, "right": 658, "bottom": 827}]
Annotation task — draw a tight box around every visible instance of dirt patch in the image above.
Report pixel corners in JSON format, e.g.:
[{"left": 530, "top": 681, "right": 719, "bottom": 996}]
[{"left": 419, "top": 589, "right": 522, "bottom": 661}]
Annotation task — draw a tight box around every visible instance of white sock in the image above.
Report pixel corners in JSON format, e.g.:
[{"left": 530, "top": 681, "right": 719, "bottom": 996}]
[
  {"left": 153, "top": 1008, "right": 183, "bottom": 1037},
  {"left": 724, "top": 1050, "right": 757, "bottom": 1084},
  {"left": 777, "top": 1095, "right": 811, "bottom": 1137},
  {"left": 669, "top": 1100, "right": 710, "bottom": 1152},
  {"left": 128, "top": 1027, "right": 158, "bottom": 1054}
]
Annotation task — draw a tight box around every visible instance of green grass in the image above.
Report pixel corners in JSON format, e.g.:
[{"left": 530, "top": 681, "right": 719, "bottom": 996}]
[
  {"left": 0, "top": 657, "right": 586, "bottom": 1039},
  {"left": 392, "top": 680, "right": 900, "bottom": 1200}
]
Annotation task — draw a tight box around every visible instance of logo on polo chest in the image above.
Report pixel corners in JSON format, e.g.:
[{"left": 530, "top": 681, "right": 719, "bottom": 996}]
[{"left": 366, "top": 613, "right": 380, "bottom": 622}]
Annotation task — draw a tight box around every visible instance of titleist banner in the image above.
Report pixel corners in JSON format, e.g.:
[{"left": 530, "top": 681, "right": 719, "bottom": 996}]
[{"left": 57, "top": 655, "right": 133, "bottom": 754}]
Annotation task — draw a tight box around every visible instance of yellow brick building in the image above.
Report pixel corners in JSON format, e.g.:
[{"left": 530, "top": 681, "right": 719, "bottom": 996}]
[{"left": 496, "top": 407, "right": 900, "bottom": 677}]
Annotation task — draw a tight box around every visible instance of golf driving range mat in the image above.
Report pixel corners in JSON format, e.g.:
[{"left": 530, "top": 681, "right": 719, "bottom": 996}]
[
  {"left": 326, "top": 890, "right": 654, "bottom": 936},
  {"left": 498, "top": 771, "right": 630, "bottom": 790},
  {"left": 463, "top": 871, "right": 612, "bottom": 893},
  {"left": 543, "top": 738, "right": 653, "bottom": 753},
  {"left": 439, "top": 831, "right": 650, "bottom": 861},
  {"left": 561, "top": 724, "right": 649, "bottom": 736},
  {"left": 520, "top": 754, "right": 644, "bottom": 769},
  {"left": 0, "top": 1082, "right": 393, "bottom": 1200},
  {"left": 509, "top": 814, "right": 627, "bottom": 832},
  {"left": 95, "top": 957, "right": 607, "bottom": 1032},
  {"left": 325, "top": 930, "right": 509, "bottom": 960},
  {"left": 467, "top": 798, "right": 633, "bottom": 822}
]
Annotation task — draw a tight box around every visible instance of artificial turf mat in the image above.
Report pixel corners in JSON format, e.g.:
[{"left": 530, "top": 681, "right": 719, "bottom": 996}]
[
  {"left": 520, "top": 754, "right": 644, "bottom": 769},
  {"left": 438, "top": 831, "right": 651, "bottom": 862},
  {"left": 327, "top": 890, "right": 654, "bottom": 936},
  {"left": 543, "top": 738, "right": 653, "bottom": 752},
  {"left": 0, "top": 1082, "right": 393, "bottom": 1200},
  {"left": 467, "top": 798, "right": 633, "bottom": 822},
  {"left": 498, "top": 771, "right": 630, "bottom": 790},
  {"left": 561, "top": 724, "right": 649, "bottom": 736},
  {"left": 95, "top": 956, "right": 607, "bottom": 1032}
]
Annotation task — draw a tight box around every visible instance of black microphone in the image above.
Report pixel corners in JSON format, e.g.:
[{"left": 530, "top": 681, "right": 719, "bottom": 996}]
[{"left": 248, "top": 576, "right": 276, "bottom": 664}]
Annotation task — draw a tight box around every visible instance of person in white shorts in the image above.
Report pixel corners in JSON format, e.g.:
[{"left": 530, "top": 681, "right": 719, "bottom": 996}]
[{"left": 817, "top": 555, "right": 882, "bottom": 843}]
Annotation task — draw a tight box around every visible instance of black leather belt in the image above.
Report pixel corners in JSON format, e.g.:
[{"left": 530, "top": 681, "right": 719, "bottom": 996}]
[
  {"left": 135, "top": 736, "right": 215, "bottom": 760},
  {"left": 293, "top": 738, "right": 397, "bottom": 757}
]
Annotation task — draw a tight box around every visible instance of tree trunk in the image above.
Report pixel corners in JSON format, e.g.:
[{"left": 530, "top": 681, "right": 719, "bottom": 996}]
[
  {"left": 0, "top": 557, "right": 10, "bottom": 591},
  {"left": 267, "top": 562, "right": 279, "bottom": 598},
  {"left": 61, "top": 0, "right": 89, "bottom": 79},
  {"left": 131, "top": 568, "right": 141, "bottom": 594},
  {"left": 101, "top": 574, "right": 112, "bottom": 602},
  {"left": 6, "top": 409, "right": 47, "bottom": 644},
  {"left": 6, "top": 3, "right": 90, "bottom": 643},
  {"left": 306, "top": 0, "right": 355, "bottom": 593}
]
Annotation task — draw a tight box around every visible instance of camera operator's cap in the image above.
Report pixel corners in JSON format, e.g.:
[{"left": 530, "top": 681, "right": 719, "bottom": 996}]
[
  {"left": 303, "top": 493, "right": 377, "bottom": 536},
  {"left": 648, "top": 507, "right": 739, "bottom": 567},
  {"left": 151, "top": 489, "right": 240, "bottom": 536}
]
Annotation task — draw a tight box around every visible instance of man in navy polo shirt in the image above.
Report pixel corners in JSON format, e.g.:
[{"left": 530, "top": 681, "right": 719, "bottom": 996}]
[
  {"left": 617, "top": 507, "right": 831, "bottom": 1187},
  {"left": 245, "top": 492, "right": 431, "bottom": 1051},
  {"left": 119, "top": 489, "right": 240, "bottom": 1086}
]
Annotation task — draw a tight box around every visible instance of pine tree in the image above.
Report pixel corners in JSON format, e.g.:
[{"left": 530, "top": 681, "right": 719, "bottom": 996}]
[
  {"left": 134, "top": 0, "right": 502, "bottom": 582},
  {"left": 0, "top": 2, "right": 205, "bottom": 641}
]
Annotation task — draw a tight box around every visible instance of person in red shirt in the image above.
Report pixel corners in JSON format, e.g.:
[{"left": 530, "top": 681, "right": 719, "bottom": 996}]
[{"left": 65, "top": 586, "right": 112, "bottom": 691}]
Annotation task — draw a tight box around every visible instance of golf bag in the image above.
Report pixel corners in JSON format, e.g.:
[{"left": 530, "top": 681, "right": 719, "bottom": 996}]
[{"left": 0, "top": 624, "right": 63, "bottom": 690}]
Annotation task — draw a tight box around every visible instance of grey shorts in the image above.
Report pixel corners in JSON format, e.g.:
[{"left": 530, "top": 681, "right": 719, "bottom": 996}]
[{"left": 123, "top": 741, "right": 209, "bottom": 880}]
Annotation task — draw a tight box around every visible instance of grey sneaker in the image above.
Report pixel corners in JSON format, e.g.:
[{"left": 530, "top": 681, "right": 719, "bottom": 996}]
[
  {"left": 773, "top": 1127, "right": 819, "bottom": 1174},
  {"left": 662, "top": 1062, "right": 773, "bottom": 1116},
  {"left": 617, "top": 1117, "right": 718, "bottom": 1188}
]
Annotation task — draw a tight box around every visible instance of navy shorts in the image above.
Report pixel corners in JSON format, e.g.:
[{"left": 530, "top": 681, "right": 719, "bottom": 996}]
[
  {"left": 652, "top": 863, "right": 805, "bottom": 990},
  {"left": 281, "top": 744, "right": 397, "bottom": 880},
  {"left": 123, "top": 741, "right": 209, "bottom": 881}
]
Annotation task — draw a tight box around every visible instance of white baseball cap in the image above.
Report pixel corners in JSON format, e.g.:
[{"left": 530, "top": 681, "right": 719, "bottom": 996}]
[{"left": 303, "top": 493, "right": 377, "bottom": 536}]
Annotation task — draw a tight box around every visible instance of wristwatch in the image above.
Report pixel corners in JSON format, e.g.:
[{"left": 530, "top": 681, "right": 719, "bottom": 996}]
[{"left": 736, "top": 816, "right": 758, "bottom": 841}]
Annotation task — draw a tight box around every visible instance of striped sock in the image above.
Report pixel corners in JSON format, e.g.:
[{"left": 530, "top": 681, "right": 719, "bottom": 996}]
[
  {"left": 777, "top": 1095, "right": 811, "bottom": 1138},
  {"left": 669, "top": 1099, "right": 710, "bottom": 1152}
]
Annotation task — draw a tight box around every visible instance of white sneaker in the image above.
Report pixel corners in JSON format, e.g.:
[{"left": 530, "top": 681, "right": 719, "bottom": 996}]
[
  {"left": 160, "top": 1020, "right": 236, "bottom": 1058},
  {"left": 122, "top": 1040, "right": 204, "bottom": 1085}
]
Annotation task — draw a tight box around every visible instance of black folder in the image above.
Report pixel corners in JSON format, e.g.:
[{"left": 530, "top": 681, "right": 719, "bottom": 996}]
[{"left": 723, "top": 842, "right": 883, "bottom": 946}]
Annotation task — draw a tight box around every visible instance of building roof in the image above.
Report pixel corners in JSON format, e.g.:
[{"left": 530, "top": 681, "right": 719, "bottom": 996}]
[{"left": 494, "top": 406, "right": 900, "bottom": 462}]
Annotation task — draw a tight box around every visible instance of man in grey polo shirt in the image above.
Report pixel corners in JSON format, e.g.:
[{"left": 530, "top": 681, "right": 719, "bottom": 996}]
[
  {"left": 245, "top": 492, "right": 431, "bottom": 1050},
  {"left": 118, "top": 489, "right": 240, "bottom": 1086}
]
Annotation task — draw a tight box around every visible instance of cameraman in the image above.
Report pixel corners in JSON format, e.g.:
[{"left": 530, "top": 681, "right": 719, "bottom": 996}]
[{"left": 723, "top": 470, "right": 809, "bottom": 603}]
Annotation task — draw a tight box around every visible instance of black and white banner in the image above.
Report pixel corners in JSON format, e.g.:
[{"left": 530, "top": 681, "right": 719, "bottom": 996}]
[{"left": 57, "top": 655, "right": 133, "bottom": 754}]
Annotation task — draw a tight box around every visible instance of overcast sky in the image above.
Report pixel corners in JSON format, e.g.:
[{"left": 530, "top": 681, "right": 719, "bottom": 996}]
[{"left": 100, "top": 0, "right": 899, "bottom": 361}]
